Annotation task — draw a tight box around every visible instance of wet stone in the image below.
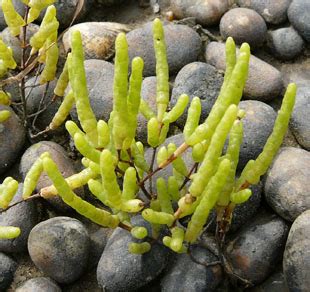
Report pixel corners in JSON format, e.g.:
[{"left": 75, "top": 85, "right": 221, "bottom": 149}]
[
  {"left": 267, "top": 27, "right": 305, "bottom": 61},
  {"left": 15, "top": 277, "right": 61, "bottom": 292},
  {"left": 283, "top": 210, "right": 310, "bottom": 292},
  {"left": 264, "top": 147, "right": 310, "bottom": 222},
  {"left": 0, "top": 105, "right": 26, "bottom": 175},
  {"left": 220, "top": 8, "right": 267, "bottom": 49},
  {"left": 28, "top": 217, "right": 90, "bottom": 284},
  {"left": 205, "top": 42, "right": 283, "bottom": 101},
  {"left": 226, "top": 210, "right": 289, "bottom": 286},
  {"left": 237, "top": 0, "right": 291, "bottom": 25},
  {"left": 0, "top": 252, "right": 17, "bottom": 291},
  {"left": 170, "top": 0, "right": 231, "bottom": 26},
  {"left": 127, "top": 22, "right": 202, "bottom": 76},
  {"left": 0, "top": 184, "right": 38, "bottom": 253}
]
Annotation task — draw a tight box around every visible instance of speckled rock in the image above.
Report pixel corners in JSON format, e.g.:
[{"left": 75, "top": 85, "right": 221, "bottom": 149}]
[
  {"left": 205, "top": 42, "right": 283, "bottom": 101},
  {"left": 170, "top": 0, "right": 231, "bottom": 26},
  {"left": 264, "top": 147, "right": 310, "bottom": 222},
  {"left": 226, "top": 211, "right": 289, "bottom": 285},
  {"left": 0, "top": 184, "right": 38, "bottom": 253},
  {"left": 127, "top": 22, "right": 202, "bottom": 76},
  {"left": 236, "top": 100, "right": 276, "bottom": 169},
  {"left": 0, "top": 105, "right": 26, "bottom": 175},
  {"left": 283, "top": 210, "right": 310, "bottom": 292},
  {"left": 19, "top": 141, "right": 83, "bottom": 211},
  {"left": 0, "top": 24, "right": 39, "bottom": 65},
  {"left": 220, "top": 8, "right": 267, "bottom": 48},
  {"left": 97, "top": 216, "right": 169, "bottom": 291},
  {"left": 0, "top": 252, "right": 17, "bottom": 291},
  {"left": 289, "top": 86, "right": 310, "bottom": 150},
  {"left": 249, "top": 271, "right": 289, "bottom": 292},
  {"left": 267, "top": 27, "right": 305, "bottom": 60},
  {"left": 237, "top": 0, "right": 291, "bottom": 25},
  {"left": 63, "top": 22, "right": 130, "bottom": 60},
  {"left": 28, "top": 217, "right": 90, "bottom": 284},
  {"left": 170, "top": 62, "right": 223, "bottom": 126},
  {"left": 70, "top": 59, "right": 114, "bottom": 123},
  {"left": 15, "top": 277, "right": 61, "bottom": 292},
  {"left": 288, "top": 0, "right": 310, "bottom": 42},
  {"left": 0, "top": 0, "right": 25, "bottom": 30},
  {"left": 161, "top": 245, "right": 222, "bottom": 292}
]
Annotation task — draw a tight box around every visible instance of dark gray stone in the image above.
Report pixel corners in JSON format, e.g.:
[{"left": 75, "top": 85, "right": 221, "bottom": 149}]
[
  {"left": 0, "top": 252, "right": 17, "bottom": 291},
  {"left": 249, "top": 271, "right": 289, "bottom": 292},
  {"left": 0, "top": 105, "right": 26, "bottom": 175},
  {"left": 237, "top": 0, "right": 291, "bottom": 24},
  {"left": 28, "top": 217, "right": 90, "bottom": 284},
  {"left": 0, "top": 0, "right": 25, "bottom": 31},
  {"left": 127, "top": 22, "right": 202, "bottom": 76},
  {"left": 19, "top": 141, "right": 84, "bottom": 211},
  {"left": 220, "top": 8, "right": 267, "bottom": 49},
  {"left": 170, "top": 0, "right": 230, "bottom": 26},
  {"left": 16, "top": 277, "right": 61, "bottom": 292},
  {"left": 205, "top": 42, "right": 283, "bottom": 101},
  {"left": 97, "top": 226, "right": 169, "bottom": 291},
  {"left": 161, "top": 245, "right": 222, "bottom": 292},
  {"left": 264, "top": 147, "right": 310, "bottom": 222},
  {"left": 226, "top": 210, "right": 289, "bottom": 285},
  {"left": 290, "top": 86, "right": 310, "bottom": 150},
  {"left": 283, "top": 210, "right": 310, "bottom": 292},
  {"left": 170, "top": 62, "right": 223, "bottom": 126},
  {"left": 267, "top": 27, "right": 305, "bottom": 60},
  {"left": 288, "top": 0, "right": 310, "bottom": 42},
  {"left": 97, "top": 0, "right": 124, "bottom": 5},
  {"left": 0, "top": 184, "right": 38, "bottom": 253}
]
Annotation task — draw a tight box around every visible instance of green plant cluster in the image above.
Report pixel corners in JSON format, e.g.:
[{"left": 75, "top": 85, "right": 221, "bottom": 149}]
[{"left": 0, "top": 2, "right": 296, "bottom": 256}]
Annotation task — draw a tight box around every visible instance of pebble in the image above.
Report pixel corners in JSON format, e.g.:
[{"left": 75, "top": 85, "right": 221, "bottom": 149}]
[
  {"left": 170, "top": 62, "right": 223, "bottom": 126},
  {"left": 267, "top": 27, "right": 305, "bottom": 60},
  {"left": 0, "top": 184, "right": 38, "bottom": 253},
  {"left": 70, "top": 59, "right": 114, "bottom": 123},
  {"left": 127, "top": 22, "right": 202, "bottom": 76},
  {"left": 288, "top": 0, "right": 310, "bottom": 42},
  {"left": 161, "top": 245, "right": 222, "bottom": 292},
  {"left": 283, "top": 210, "right": 310, "bottom": 292},
  {"left": 15, "top": 277, "right": 61, "bottom": 292},
  {"left": 264, "top": 147, "right": 310, "bottom": 222},
  {"left": 19, "top": 141, "right": 84, "bottom": 211},
  {"left": 250, "top": 271, "right": 289, "bottom": 292},
  {"left": 226, "top": 210, "right": 289, "bottom": 285},
  {"left": 0, "top": 252, "right": 17, "bottom": 291},
  {"left": 0, "top": 105, "right": 26, "bottom": 175},
  {"left": 220, "top": 8, "right": 267, "bottom": 49},
  {"left": 237, "top": 0, "right": 291, "bottom": 25},
  {"left": 62, "top": 22, "right": 130, "bottom": 60},
  {"left": 170, "top": 0, "right": 230, "bottom": 26},
  {"left": 97, "top": 216, "right": 169, "bottom": 291},
  {"left": 0, "top": 0, "right": 25, "bottom": 31},
  {"left": 205, "top": 42, "right": 283, "bottom": 101},
  {"left": 28, "top": 217, "right": 90, "bottom": 284},
  {"left": 289, "top": 86, "right": 310, "bottom": 150}
]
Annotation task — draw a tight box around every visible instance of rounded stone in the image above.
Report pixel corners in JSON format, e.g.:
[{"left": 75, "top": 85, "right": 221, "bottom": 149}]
[
  {"left": 220, "top": 8, "right": 267, "bottom": 49},
  {"left": 15, "top": 277, "right": 61, "bottom": 292},
  {"left": 0, "top": 0, "right": 25, "bottom": 31},
  {"left": 237, "top": 0, "right": 291, "bottom": 25},
  {"left": 0, "top": 105, "right": 26, "bottom": 175},
  {"left": 0, "top": 184, "right": 38, "bottom": 253},
  {"left": 62, "top": 22, "right": 130, "bottom": 60},
  {"left": 170, "top": 0, "right": 230, "bottom": 26},
  {"left": 0, "top": 252, "right": 17, "bottom": 291},
  {"left": 28, "top": 217, "right": 90, "bottom": 284},
  {"left": 236, "top": 100, "right": 276, "bottom": 170},
  {"left": 267, "top": 27, "right": 305, "bottom": 60},
  {"left": 249, "top": 271, "right": 289, "bottom": 292},
  {"left": 226, "top": 211, "right": 289, "bottom": 285},
  {"left": 127, "top": 22, "right": 202, "bottom": 76},
  {"left": 283, "top": 210, "right": 310, "bottom": 292},
  {"left": 170, "top": 62, "right": 223, "bottom": 126},
  {"left": 70, "top": 59, "right": 114, "bottom": 123},
  {"left": 205, "top": 41, "right": 283, "bottom": 101},
  {"left": 288, "top": 0, "right": 310, "bottom": 42},
  {"left": 19, "top": 141, "right": 83, "bottom": 211},
  {"left": 264, "top": 147, "right": 310, "bottom": 222},
  {"left": 289, "top": 86, "right": 310, "bottom": 150}
]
